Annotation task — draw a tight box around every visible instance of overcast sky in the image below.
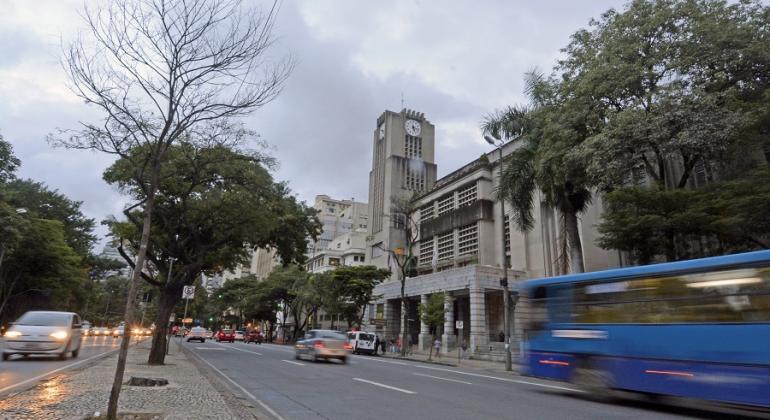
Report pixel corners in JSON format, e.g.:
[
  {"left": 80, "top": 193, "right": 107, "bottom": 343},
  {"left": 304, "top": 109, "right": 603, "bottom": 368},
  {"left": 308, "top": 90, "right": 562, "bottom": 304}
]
[{"left": 0, "top": 0, "right": 625, "bottom": 251}]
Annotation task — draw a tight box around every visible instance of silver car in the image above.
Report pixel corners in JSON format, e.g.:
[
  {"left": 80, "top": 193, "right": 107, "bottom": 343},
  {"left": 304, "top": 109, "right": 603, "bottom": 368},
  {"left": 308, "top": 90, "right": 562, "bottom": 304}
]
[
  {"left": 295, "top": 330, "right": 349, "bottom": 363},
  {"left": 2, "top": 311, "right": 83, "bottom": 361}
]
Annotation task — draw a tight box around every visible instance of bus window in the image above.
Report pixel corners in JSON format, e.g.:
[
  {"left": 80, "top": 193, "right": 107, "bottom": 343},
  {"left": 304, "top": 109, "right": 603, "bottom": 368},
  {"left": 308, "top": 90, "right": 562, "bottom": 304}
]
[{"left": 573, "top": 267, "right": 770, "bottom": 324}]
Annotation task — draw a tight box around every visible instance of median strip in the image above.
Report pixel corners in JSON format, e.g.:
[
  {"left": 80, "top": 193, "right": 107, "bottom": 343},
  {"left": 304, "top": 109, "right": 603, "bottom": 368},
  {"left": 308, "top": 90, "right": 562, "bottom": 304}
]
[{"left": 352, "top": 378, "right": 416, "bottom": 394}]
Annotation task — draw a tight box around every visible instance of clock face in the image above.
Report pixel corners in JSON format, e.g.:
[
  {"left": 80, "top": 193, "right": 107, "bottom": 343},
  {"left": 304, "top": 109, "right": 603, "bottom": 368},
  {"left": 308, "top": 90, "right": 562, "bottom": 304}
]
[
  {"left": 405, "top": 119, "right": 421, "bottom": 136},
  {"left": 378, "top": 124, "right": 385, "bottom": 139}
]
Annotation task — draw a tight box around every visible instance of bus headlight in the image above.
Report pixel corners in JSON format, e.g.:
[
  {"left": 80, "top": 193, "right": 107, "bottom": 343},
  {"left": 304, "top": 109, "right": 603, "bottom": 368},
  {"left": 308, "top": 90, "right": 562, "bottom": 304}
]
[{"left": 4, "top": 331, "right": 22, "bottom": 338}]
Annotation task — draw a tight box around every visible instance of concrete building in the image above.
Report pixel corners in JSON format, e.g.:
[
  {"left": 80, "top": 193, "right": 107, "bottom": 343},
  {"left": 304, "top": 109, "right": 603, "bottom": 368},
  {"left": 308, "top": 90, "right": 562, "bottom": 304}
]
[
  {"left": 365, "top": 109, "right": 621, "bottom": 360},
  {"left": 307, "top": 195, "right": 368, "bottom": 257},
  {"left": 220, "top": 247, "right": 281, "bottom": 284},
  {"left": 305, "top": 228, "right": 369, "bottom": 329}
]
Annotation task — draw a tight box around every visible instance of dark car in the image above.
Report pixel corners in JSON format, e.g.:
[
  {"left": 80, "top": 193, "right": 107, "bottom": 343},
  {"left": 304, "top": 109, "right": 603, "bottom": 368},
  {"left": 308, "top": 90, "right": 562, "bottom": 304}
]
[
  {"left": 216, "top": 329, "right": 235, "bottom": 343},
  {"left": 295, "top": 329, "right": 349, "bottom": 363},
  {"left": 245, "top": 330, "right": 263, "bottom": 344}
]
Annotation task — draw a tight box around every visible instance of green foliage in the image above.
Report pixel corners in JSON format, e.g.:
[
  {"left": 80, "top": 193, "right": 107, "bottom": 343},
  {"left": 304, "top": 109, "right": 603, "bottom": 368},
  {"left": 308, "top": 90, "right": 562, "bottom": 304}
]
[
  {"left": 599, "top": 168, "right": 770, "bottom": 263},
  {"left": 417, "top": 293, "right": 445, "bottom": 332},
  {"left": 316, "top": 265, "right": 389, "bottom": 328},
  {"left": 561, "top": 0, "right": 770, "bottom": 190},
  {"left": 0, "top": 218, "right": 87, "bottom": 323},
  {"left": 2, "top": 179, "right": 96, "bottom": 256},
  {"left": 0, "top": 133, "right": 20, "bottom": 184}
]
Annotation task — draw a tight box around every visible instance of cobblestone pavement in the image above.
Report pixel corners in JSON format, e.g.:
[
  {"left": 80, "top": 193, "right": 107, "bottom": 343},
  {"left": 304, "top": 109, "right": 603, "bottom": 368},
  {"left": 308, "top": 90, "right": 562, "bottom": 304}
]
[{"left": 0, "top": 339, "right": 245, "bottom": 420}]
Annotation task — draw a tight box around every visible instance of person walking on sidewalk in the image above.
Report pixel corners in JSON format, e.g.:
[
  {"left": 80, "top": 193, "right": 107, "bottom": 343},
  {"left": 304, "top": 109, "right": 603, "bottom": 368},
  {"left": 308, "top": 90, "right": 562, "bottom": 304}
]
[{"left": 433, "top": 338, "right": 442, "bottom": 359}]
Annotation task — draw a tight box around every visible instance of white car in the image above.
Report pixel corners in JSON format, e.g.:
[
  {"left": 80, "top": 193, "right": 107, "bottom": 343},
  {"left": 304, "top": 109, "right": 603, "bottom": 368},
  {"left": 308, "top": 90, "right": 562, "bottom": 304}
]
[
  {"left": 186, "top": 327, "right": 207, "bottom": 343},
  {"left": 3, "top": 311, "right": 83, "bottom": 361}
]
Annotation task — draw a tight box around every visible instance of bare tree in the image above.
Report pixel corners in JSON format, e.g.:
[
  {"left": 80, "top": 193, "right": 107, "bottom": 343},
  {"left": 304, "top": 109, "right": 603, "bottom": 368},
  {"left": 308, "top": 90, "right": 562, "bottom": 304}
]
[
  {"left": 383, "top": 194, "right": 419, "bottom": 357},
  {"left": 55, "top": 1, "right": 291, "bottom": 418}
]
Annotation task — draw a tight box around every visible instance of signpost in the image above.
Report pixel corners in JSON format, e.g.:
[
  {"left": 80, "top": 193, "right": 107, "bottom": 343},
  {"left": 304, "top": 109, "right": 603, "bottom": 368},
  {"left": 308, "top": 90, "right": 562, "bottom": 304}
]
[
  {"left": 181, "top": 286, "right": 195, "bottom": 328},
  {"left": 455, "top": 320, "right": 464, "bottom": 363}
]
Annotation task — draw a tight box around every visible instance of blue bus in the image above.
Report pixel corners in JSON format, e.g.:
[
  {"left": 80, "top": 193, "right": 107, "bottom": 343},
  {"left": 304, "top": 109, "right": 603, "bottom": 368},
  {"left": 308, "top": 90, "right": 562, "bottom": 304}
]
[{"left": 519, "top": 250, "right": 770, "bottom": 408}]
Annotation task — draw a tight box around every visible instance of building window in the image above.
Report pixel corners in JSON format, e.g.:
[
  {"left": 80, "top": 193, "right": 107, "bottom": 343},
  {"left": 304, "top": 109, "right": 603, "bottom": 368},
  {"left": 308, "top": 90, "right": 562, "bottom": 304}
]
[
  {"left": 418, "top": 238, "right": 435, "bottom": 266},
  {"left": 457, "top": 183, "right": 477, "bottom": 208},
  {"left": 371, "top": 243, "right": 383, "bottom": 258},
  {"left": 437, "top": 231, "right": 454, "bottom": 261},
  {"left": 420, "top": 204, "right": 435, "bottom": 223},
  {"left": 437, "top": 195, "right": 454, "bottom": 216},
  {"left": 404, "top": 135, "right": 422, "bottom": 159},
  {"left": 458, "top": 223, "right": 478, "bottom": 256},
  {"left": 329, "top": 258, "right": 340, "bottom": 266}
]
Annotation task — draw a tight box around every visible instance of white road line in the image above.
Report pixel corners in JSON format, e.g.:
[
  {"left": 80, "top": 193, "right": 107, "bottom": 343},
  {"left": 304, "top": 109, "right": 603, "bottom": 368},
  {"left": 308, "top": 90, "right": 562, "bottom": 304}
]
[
  {"left": 352, "top": 356, "right": 409, "bottom": 366},
  {"left": 187, "top": 350, "right": 287, "bottom": 420},
  {"left": 413, "top": 373, "right": 472, "bottom": 385},
  {"left": 413, "top": 365, "right": 583, "bottom": 393},
  {"left": 228, "top": 346, "right": 262, "bottom": 356},
  {"left": 352, "top": 378, "right": 416, "bottom": 394},
  {"left": 281, "top": 359, "right": 304, "bottom": 366},
  {"left": 0, "top": 348, "right": 119, "bottom": 395},
  {"left": 195, "top": 347, "right": 226, "bottom": 350}
]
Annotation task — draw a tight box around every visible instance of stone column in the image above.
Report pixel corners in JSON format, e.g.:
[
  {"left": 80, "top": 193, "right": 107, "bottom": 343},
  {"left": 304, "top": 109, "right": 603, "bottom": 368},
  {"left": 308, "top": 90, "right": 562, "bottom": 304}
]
[
  {"left": 441, "top": 293, "right": 456, "bottom": 353},
  {"left": 418, "top": 294, "right": 431, "bottom": 351},
  {"left": 469, "top": 287, "right": 488, "bottom": 354},
  {"left": 383, "top": 300, "right": 399, "bottom": 341}
]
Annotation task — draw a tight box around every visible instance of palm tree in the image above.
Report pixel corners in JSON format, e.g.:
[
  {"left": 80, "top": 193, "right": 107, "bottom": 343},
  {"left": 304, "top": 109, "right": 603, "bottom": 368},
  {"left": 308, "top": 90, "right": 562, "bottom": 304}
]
[{"left": 481, "top": 72, "right": 592, "bottom": 274}]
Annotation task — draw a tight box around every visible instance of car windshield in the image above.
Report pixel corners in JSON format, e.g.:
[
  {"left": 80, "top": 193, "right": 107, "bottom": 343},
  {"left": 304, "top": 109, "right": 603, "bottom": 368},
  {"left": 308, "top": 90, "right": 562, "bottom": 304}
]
[{"left": 16, "top": 312, "right": 70, "bottom": 326}]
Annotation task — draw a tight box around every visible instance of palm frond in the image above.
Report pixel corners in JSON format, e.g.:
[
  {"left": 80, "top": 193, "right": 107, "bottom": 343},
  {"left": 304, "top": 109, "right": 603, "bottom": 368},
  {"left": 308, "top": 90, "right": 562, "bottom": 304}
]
[{"left": 496, "top": 143, "right": 537, "bottom": 231}]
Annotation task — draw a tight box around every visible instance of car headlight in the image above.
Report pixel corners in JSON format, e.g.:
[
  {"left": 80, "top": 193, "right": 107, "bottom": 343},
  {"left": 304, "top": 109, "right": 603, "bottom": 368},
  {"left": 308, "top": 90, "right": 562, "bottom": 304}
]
[
  {"left": 50, "top": 331, "right": 68, "bottom": 340},
  {"left": 4, "top": 331, "right": 22, "bottom": 338}
]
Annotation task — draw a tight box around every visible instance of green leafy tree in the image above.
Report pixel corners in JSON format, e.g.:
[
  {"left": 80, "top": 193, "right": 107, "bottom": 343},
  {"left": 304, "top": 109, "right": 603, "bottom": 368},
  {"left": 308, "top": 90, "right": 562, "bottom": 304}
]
[
  {"left": 561, "top": 0, "right": 769, "bottom": 190},
  {"left": 0, "top": 218, "right": 86, "bottom": 324},
  {"left": 418, "top": 293, "right": 444, "bottom": 361},
  {"left": 0, "top": 133, "right": 20, "bottom": 184},
  {"left": 317, "top": 265, "right": 389, "bottom": 329},
  {"left": 105, "top": 141, "right": 320, "bottom": 364}
]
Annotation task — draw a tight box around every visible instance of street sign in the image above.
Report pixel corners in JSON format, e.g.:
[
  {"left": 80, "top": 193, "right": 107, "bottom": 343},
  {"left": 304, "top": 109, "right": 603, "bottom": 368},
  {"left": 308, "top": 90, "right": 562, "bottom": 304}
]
[
  {"left": 183, "top": 317, "right": 193, "bottom": 324},
  {"left": 455, "top": 320, "right": 464, "bottom": 329},
  {"left": 370, "top": 318, "right": 386, "bottom": 326},
  {"left": 169, "top": 313, "right": 176, "bottom": 323},
  {"left": 182, "top": 285, "right": 195, "bottom": 299}
]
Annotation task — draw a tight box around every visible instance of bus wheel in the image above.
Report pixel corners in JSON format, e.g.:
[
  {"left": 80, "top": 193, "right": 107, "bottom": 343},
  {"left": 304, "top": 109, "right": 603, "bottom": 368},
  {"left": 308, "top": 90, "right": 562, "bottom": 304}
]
[{"left": 572, "top": 361, "right": 615, "bottom": 402}]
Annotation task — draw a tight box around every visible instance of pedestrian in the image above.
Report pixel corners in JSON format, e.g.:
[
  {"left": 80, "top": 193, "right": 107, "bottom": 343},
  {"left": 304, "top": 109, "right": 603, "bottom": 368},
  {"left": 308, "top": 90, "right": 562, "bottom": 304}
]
[
  {"left": 433, "top": 338, "right": 441, "bottom": 359},
  {"left": 380, "top": 337, "right": 386, "bottom": 354},
  {"left": 374, "top": 335, "right": 380, "bottom": 355},
  {"left": 498, "top": 330, "right": 505, "bottom": 342},
  {"left": 395, "top": 336, "right": 401, "bottom": 354}
]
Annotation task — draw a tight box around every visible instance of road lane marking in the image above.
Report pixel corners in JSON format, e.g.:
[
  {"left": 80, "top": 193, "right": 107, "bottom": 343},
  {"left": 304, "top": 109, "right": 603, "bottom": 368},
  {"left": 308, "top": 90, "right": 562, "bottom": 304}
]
[
  {"left": 352, "top": 378, "right": 416, "bottom": 394},
  {"left": 413, "top": 373, "right": 472, "bottom": 385},
  {"left": 195, "top": 347, "right": 226, "bottom": 350},
  {"left": 187, "top": 351, "right": 287, "bottom": 420},
  {"left": 228, "top": 346, "right": 262, "bottom": 356},
  {"left": 413, "top": 365, "right": 583, "bottom": 393},
  {"left": 352, "top": 356, "right": 409, "bottom": 366},
  {"left": 281, "top": 359, "right": 304, "bottom": 366}
]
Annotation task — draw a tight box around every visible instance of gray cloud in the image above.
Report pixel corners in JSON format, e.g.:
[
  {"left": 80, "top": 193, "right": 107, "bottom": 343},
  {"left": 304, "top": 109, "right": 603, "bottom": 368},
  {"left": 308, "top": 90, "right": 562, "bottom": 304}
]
[{"left": 1, "top": 0, "right": 626, "bottom": 252}]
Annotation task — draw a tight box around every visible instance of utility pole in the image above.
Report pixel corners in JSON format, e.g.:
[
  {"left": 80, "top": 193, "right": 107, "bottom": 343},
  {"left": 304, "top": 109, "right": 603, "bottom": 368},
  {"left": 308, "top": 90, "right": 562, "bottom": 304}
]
[{"left": 485, "top": 135, "right": 512, "bottom": 372}]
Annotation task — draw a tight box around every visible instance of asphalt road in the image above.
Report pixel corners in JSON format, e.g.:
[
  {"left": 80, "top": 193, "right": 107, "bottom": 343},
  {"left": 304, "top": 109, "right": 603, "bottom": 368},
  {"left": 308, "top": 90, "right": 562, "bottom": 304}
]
[
  {"left": 0, "top": 335, "right": 139, "bottom": 398},
  {"left": 183, "top": 340, "right": 769, "bottom": 420}
]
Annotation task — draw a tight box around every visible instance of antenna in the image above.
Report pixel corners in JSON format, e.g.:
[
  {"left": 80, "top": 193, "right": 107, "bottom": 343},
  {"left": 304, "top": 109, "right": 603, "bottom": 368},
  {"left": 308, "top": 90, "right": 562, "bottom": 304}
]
[{"left": 401, "top": 91, "right": 405, "bottom": 109}]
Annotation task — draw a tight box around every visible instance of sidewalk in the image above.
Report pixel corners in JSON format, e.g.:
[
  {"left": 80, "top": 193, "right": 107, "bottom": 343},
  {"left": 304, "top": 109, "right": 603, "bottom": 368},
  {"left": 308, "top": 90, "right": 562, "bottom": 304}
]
[
  {"left": 377, "top": 347, "right": 522, "bottom": 374},
  {"left": 0, "top": 339, "right": 252, "bottom": 420}
]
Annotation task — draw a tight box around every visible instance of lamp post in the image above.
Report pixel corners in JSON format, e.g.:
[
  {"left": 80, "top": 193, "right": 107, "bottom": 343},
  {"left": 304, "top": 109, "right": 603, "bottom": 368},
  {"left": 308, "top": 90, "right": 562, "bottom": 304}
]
[{"left": 485, "top": 134, "right": 512, "bottom": 372}]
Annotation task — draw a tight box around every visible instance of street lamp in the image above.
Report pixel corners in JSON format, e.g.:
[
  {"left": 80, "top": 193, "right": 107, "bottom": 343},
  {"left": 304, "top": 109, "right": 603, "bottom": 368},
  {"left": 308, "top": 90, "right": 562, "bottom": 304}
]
[{"left": 484, "top": 134, "right": 512, "bottom": 372}]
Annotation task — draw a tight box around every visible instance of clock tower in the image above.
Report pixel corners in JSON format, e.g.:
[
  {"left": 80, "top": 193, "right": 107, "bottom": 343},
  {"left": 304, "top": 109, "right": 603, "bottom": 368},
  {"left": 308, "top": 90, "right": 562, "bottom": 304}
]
[{"left": 366, "top": 109, "right": 437, "bottom": 278}]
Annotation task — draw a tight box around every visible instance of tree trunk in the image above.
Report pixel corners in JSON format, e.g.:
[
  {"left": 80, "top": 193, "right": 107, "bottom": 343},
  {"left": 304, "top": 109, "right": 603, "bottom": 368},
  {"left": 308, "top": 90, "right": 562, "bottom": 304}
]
[
  {"left": 107, "top": 164, "right": 159, "bottom": 420},
  {"left": 147, "top": 288, "right": 178, "bottom": 365},
  {"left": 563, "top": 211, "right": 585, "bottom": 273}
]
